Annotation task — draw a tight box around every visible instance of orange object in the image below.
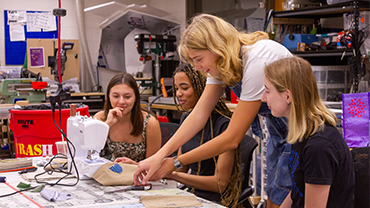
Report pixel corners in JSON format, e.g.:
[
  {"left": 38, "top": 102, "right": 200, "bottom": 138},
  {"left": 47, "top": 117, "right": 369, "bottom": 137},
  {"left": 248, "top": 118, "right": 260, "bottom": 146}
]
[{"left": 160, "top": 78, "right": 167, "bottom": 97}]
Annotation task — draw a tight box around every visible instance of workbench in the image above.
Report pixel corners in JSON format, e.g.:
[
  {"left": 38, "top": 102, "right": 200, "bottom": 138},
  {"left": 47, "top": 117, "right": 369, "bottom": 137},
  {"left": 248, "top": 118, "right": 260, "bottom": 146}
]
[{"left": 0, "top": 160, "right": 226, "bottom": 208}]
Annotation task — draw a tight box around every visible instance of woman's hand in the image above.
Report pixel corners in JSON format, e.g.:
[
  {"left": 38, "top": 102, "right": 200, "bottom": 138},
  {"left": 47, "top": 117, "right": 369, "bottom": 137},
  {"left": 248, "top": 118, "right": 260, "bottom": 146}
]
[
  {"left": 114, "top": 157, "right": 137, "bottom": 165},
  {"left": 149, "top": 157, "right": 176, "bottom": 181},
  {"left": 133, "top": 155, "right": 162, "bottom": 185},
  {"left": 105, "top": 107, "right": 123, "bottom": 127}
]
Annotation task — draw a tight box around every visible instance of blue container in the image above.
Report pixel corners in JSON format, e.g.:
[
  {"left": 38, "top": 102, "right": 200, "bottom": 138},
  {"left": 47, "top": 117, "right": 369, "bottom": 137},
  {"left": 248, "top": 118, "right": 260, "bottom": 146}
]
[{"left": 282, "top": 34, "right": 318, "bottom": 51}]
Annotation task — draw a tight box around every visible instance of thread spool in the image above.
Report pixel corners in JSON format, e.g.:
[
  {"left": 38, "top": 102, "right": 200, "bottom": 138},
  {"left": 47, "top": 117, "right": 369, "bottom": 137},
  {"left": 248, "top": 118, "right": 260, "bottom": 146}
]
[
  {"left": 70, "top": 104, "right": 76, "bottom": 117},
  {"left": 0, "top": 176, "right": 6, "bottom": 183}
]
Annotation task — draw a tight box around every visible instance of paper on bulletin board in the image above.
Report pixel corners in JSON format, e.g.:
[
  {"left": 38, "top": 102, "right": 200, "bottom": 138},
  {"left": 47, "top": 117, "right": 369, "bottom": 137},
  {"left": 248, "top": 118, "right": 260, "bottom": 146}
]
[
  {"left": 9, "top": 22, "right": 25, "bottom": 42},
  {"left": 29, "top": 47, "right": 45, "bottom": 68},
  {"left": 34, "top": 12, "right": 56, "bottom": 31},
  {"left": 7, "top": 10, "right": 27, "bottom": 25},
  {"left": 26, "top": 13, "right": 41, "bottom": 32}
]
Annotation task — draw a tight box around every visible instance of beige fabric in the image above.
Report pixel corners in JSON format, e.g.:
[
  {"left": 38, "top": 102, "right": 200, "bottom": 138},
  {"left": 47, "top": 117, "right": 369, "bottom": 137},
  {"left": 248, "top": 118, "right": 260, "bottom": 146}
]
[
  {"left": 92, "top": 162, "right": 137, "bottom": 186},
  {"left": 140, "top": 195, "right": 203, "bottom": 208}
]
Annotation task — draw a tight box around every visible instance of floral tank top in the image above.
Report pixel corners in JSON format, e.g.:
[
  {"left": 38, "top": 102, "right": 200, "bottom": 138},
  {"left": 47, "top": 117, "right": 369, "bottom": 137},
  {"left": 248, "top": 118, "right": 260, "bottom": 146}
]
[{"left": 104, "top": 114, "right": 152, "bottom": 162}]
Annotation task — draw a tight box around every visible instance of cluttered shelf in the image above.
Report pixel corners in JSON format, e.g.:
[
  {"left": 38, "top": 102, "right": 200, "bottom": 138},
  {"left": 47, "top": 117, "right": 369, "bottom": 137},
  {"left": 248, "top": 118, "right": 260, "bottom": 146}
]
[
  {"left": 292, "top": 48, "right": 353, "bottom": 57},
  {"left": 273, "top": 1, "right": 370, "bottom": 18}
]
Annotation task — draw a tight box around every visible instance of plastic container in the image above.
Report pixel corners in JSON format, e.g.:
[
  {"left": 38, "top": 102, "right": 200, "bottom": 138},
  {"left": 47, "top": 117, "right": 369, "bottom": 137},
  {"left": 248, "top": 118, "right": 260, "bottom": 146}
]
[
  {"left": 10, "top": 105, "right": 89, "bottom": 158},
  {"left": 343, "top": 11, "right": 370, "bottom": 30}
]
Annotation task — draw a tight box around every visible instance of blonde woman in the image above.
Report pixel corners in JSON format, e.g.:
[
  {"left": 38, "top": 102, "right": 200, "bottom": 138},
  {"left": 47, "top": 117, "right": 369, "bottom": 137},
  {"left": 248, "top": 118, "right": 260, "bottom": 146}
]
[
  {"left": 135, "top": 14, "right": 292, "bottom": 207},
  {"left": 262, "top": 56, "right": 354, "bottom": 208}
]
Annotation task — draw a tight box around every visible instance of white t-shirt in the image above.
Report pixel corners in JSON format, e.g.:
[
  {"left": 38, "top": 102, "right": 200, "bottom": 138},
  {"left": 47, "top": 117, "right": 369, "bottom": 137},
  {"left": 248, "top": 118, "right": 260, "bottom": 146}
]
[{"left": 207, "top": 39, "right": 292, "bottom": 101}]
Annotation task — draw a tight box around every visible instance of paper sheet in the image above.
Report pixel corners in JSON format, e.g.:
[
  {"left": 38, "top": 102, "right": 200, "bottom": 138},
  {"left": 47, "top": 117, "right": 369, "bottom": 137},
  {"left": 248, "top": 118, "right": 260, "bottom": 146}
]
[
  {"left": 140, "top": 195, "right": 202, "bottom": 208},
  {"left": 26, "top": 13, "right": 41, "bottom": 32},
  {"left": 7, "top": 10, "right": 27, "bottom": 25},
  {"left": 34, "top": 12, "right": 56, "bottom": 31},
  {"left": 9, "top": 22, "right": 25, "bottom": 42}
]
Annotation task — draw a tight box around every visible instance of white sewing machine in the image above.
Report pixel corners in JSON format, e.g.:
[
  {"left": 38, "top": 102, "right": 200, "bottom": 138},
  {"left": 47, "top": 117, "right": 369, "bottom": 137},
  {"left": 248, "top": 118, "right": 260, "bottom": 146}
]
[{"left": 67, "top": 113, "right": 110, "bottom": 179}]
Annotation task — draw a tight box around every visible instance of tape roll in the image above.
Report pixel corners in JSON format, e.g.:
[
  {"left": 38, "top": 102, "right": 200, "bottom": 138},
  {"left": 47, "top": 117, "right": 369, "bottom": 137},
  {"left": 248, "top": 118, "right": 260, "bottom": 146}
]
[{"left": 0, "top": 176, "right": 6, "bottom": 182}]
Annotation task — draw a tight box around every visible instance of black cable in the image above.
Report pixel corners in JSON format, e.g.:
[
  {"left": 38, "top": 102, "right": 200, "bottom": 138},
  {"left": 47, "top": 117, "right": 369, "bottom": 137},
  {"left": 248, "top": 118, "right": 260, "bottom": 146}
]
[
  {"left": 0, "top": 186, "right": 38, "bottom": 198},
  {"left": 148, "top": 88, "right": 173, "bottom": 111}
]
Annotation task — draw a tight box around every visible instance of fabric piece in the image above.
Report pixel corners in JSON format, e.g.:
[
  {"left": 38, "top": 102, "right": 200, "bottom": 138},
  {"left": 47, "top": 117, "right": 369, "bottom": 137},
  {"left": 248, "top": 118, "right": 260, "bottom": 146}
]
[
  {"left": 30, "top": 185, "right": 45, "bottom": 192},
  {"left": 40, "top": 188, "right": 71, "bottom": 202},
  {"left": 342, "top": 92, "right": 370, "bottom": 147},
  {"left": 140, "top": 195, "right": 202, "bottom": 208},
  {"left": 93, "top": 162, "right": 137, "bottom": 186},
  {"left": 17, "top": 182, "right": 31, "bottom": 189}
]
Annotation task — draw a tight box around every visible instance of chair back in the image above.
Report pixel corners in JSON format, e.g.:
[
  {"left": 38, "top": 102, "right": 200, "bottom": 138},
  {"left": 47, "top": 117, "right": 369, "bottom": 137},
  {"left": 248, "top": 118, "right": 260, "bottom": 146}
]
[
  {"left": 159, "top": 122, "right": 180, "bottom": 147},
  {"left": 351, "top": 147, "right": 369, "bottom": 208},
  {"left": 238, "top": 134, "right": 258, "bottom": 206}
]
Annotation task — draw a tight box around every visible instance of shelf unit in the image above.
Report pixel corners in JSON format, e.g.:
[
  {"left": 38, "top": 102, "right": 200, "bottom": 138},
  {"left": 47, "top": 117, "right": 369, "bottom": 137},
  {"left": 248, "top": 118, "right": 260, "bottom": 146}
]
[
  {"left": 274, "top": 1, "right": 369, "bottom": 18},
  {"left": 273, "top": 0, "right": 370, "bottom": 93}
]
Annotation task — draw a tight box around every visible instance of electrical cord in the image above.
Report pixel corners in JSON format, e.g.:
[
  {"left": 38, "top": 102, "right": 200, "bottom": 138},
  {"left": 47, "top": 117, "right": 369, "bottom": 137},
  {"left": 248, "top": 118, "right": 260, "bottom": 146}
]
[
  {"left": 33, "top": 102, "right": 80, "bottom": 187},
  {"left": 147, "top": 88, "right": 172, "bottom": 111},
  {"left": 0, "top": 185, "right": 38, "bottom": 198}
]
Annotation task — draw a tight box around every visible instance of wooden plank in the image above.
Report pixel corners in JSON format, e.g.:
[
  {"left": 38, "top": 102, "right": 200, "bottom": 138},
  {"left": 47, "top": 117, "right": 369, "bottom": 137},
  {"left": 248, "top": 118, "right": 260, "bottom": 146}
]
[{"left": 273, "top": 17, "right": 315, "bottom": 25}]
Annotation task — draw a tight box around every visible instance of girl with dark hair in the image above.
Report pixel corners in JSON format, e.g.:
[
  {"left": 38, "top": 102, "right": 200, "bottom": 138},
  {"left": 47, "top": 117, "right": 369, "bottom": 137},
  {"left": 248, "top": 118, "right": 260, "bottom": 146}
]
[
  {"left": 94, "top": 73, "right": 161, "bottom": 164},
  {"left": 166, "top": 64, "right": 241, "bottom": 207}
]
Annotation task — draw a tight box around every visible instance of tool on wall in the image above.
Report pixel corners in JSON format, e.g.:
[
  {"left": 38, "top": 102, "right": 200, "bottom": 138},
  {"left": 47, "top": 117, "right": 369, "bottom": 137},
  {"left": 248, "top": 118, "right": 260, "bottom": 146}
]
[{"left": 48, "top": 42, "right": 74, "bottom": 83}]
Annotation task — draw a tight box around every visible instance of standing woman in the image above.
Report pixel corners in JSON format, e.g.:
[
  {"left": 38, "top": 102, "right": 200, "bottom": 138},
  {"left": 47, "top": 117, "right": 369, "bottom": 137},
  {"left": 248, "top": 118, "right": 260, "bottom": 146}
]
[
  {"left": 167, "top": 64, "right": 241, "bottom": 207},
  {"left": 134, "top": 14, "right": 292, "bottom": 207},
  {"left": 262, "top": 56, "right": 354, "bottom": 208},
  {"left": 94, "top": 73, "right": 161, "bottom": 164}
]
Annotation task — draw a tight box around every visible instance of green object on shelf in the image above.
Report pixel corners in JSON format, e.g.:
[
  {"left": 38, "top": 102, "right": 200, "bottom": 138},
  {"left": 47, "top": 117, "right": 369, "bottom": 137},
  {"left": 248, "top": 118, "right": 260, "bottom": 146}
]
[
  {"left": 310, "top": 27, "right": 317, "bottom": 35},
  {"left": 23, "top": 52, "right": 27, "bottom": 69}
]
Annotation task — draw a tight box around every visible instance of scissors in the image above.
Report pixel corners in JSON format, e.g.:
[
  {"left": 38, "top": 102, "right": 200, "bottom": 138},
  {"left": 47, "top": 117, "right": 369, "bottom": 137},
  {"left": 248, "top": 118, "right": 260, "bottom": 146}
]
[{"left": 105, "top": 183, "right": 152, "bottom": 193}]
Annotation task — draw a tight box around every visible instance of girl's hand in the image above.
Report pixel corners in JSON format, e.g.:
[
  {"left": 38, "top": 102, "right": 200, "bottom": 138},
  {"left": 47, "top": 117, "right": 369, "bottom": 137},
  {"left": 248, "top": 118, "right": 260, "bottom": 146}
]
[
  {"left": 115, "top": 157, "right": 137, "bottom": 165},
  {"left": 105, "top": 107, "right": 123, "bottom": 126},
  {"left": 133, "top": 154, "right": 162, "bottom": 185}
]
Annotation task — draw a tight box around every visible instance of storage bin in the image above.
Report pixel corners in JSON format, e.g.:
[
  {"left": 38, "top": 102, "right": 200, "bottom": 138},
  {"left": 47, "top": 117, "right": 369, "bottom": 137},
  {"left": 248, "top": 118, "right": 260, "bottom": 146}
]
[
  {"left": 312, "top": 65, "right": 350, "bottom": 101},
  {"left": 343, "top": 11, "right": 370, "bottom": 30},
  {"left": 9, "top": 104, "right": 89, "bottom": 158}
]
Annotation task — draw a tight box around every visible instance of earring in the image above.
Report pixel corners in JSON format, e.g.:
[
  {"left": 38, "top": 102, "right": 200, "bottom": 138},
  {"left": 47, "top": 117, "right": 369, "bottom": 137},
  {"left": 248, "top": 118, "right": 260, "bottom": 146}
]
[{"left": 287, "top": 101, "right": 291, "bottom": 105}]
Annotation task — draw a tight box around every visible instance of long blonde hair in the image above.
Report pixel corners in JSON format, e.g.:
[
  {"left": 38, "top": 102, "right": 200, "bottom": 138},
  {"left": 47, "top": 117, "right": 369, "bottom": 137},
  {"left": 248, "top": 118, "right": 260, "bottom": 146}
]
[
  {"left": 178, "top": 13, "right": 269, "bottom": 86},
  {"left": 264, "top": 56, "right": 337, "bottom": 144}
]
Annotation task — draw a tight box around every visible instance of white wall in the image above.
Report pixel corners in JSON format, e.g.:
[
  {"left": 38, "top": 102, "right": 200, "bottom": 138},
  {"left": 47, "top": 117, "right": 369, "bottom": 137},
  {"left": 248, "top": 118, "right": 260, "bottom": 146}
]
[
  {"left": 0, "top": 0, "right": 186, "bottom": 90},
  {"left": 0, "top": 0, "right": 79, "bottom": 66}
]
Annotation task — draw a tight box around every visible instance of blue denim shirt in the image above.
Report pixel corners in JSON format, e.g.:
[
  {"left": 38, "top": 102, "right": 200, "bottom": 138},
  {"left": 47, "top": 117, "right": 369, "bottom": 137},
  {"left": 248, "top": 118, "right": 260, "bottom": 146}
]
[{"left": 230, "top": 81, "right": 292, "bottom": 204}]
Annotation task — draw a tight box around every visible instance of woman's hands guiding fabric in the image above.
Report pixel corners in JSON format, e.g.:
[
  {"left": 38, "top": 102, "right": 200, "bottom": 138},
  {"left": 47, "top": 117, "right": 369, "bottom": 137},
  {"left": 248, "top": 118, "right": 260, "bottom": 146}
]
[{"left": 134, "top": 155, "right": 175, "bottom": 185}]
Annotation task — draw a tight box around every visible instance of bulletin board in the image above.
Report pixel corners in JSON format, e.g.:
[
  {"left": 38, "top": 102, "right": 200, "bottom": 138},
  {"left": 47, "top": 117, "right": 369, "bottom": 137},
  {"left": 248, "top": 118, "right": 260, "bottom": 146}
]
[
  {"left": 4, "top": 10, "right": 59, "bottom": 65},
  {"left": 27, "top": 39, "right": 79, "bottom": 81}
]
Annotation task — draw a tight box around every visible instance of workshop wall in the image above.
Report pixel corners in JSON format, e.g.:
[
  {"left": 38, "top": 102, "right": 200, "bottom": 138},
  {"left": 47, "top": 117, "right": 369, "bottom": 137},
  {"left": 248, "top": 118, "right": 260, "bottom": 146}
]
[{"left": 0, "top": 0, "right": 186, "bottom": 90}]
